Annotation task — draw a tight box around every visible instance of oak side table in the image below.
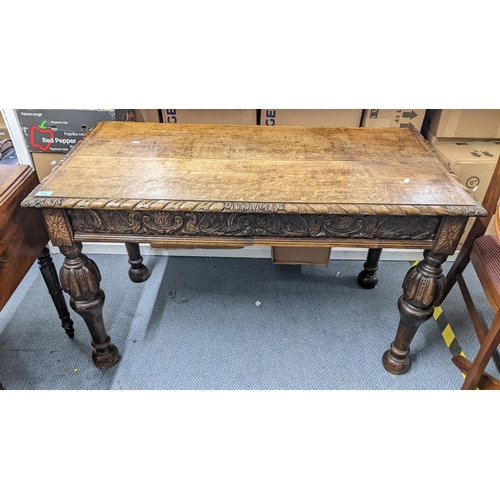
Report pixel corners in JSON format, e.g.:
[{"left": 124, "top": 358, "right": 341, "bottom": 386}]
[{"left": 22, "top": 122, "right": 486, "bottom": 375}]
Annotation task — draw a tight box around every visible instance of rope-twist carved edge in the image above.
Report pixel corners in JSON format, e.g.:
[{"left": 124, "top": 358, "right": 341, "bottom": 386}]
[{"left": 21, "top": 196, "right": 487, "bottom": 217}]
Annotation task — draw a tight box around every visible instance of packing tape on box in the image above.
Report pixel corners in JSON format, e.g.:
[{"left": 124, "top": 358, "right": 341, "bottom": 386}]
[{"left": 366, "top": 118, "right": 391, "bottom": 128}]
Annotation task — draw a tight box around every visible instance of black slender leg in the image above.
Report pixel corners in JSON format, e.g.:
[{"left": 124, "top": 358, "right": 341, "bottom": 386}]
[
  {"left": 125, "top": 243, "right": 150, "bottom": 283},
  {"left": 37, "top": 247, "right": 75, "bottom": 338},
  {"left": 357, "top": 248, "right": 383, "bottom": 289}
]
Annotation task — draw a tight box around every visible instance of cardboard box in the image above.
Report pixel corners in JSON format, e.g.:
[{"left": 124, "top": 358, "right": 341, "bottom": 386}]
[
  {"left": 0, "top": 113, "right": 9, "bottom": 140},
  {"left": 271, "top": 247, "right": 331, "bottom": 266},
  {"left": 0, "top": 128, "right": 9, "bottom": 141},
  {"left": 31, "top": 152, "right": 66, "bottom": 182},
  {"left": 423, "top": 110, "right": 500, "bottom": 141},
  {"left": 431, "top": 140, "right": 500, "bottom": 246},
  {"left": 260, "top": 109, "right": 362, "bottom": 127},
  {"left": 16, "top": 109, "right": 131, "bottom": 153},
  {"left": 361, "top": 109, "right": 425, "bottom": 131},
  {"left": 134, "top": 109, "right": 161, "bottom": 122},
  {"left": 162, "top": 109, "right": 257, "bottom": 125}
]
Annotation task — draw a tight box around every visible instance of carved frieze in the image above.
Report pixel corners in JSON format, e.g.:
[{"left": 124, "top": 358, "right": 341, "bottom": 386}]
[{"left": 68, "top": 209, "right": 442, "bottom": 240}]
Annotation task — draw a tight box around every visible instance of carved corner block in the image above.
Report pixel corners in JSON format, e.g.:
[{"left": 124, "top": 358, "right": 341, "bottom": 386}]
[
  {"left": 432, "top": 216, "right": 468, "bottom": 255},
  {"left": 42, "top": 208, "right": 75, "bottom": 247}
]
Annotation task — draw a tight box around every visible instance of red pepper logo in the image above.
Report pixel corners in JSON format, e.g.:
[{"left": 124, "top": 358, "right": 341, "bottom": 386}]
[{"left": 30, "top": 120, "right": 54, "bottom": 152}]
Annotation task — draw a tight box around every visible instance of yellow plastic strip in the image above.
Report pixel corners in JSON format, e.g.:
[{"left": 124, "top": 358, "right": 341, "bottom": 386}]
[{"left": 411, "top": 261, "right": 468, "bottom": 381}]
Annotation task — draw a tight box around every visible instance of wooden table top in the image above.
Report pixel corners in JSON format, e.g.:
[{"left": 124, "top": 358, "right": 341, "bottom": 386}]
[{"left": 23, "top": 121, "right": 486, "bottom": 217}]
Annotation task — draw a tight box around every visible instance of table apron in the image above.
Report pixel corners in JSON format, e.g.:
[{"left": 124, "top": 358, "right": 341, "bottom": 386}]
[{"left": 68, "top": 209, "right": 443, "bottom": 241}]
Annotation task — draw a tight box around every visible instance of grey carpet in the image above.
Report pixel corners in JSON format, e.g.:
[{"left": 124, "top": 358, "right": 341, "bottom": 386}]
[{"left": 0, "top": 253, "right": 496, "bottom": 390}]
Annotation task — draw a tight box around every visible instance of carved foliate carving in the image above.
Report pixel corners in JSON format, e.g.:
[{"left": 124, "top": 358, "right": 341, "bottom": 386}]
[
  {"left": 43, "top": 209, "right": 74, "bottom": 246},
  {"left": 432, "top": 216, "right": 468, "bottom": 255},
  {"left": 69, "top": 209, "right": 442, "bottom": 241}
]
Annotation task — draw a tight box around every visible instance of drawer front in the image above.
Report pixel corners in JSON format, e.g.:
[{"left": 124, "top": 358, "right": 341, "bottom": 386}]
[{"left": 69, "top": 209, "right": 442, "bottom": 240}]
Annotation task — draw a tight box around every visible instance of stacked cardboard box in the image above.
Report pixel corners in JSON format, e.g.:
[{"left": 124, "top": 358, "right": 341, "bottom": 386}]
[
  {"left": 162, "top": 109, "right": 257, "bottom": 125},
  {"left": 431, "top": 140, "right": 500, "bottom": 246},
  {"left": 423, "top": 110, "right": 500, "bottom": 247},
  {"left": 423, "top": 109, "right": 500, "bottom": 144},
  {"left": 134, "top": 109, "right": 161, "bottom": 122},
  {"left": 361, "top": 109, "right": 426, "bottom": 131},
  {"left": 260, "top": 109, "right": 362, "bottom": 127},
  {"left": 31, "top": 153, "right": 66, "bottom": 182}
]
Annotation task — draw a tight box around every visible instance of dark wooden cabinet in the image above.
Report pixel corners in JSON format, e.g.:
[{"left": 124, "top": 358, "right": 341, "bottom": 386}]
[
  {"left": 0, "top": 164, "right": 73, "bottom": 388},
  {"left": 0, "top": 164, "right": 49, "bottom": 309}
]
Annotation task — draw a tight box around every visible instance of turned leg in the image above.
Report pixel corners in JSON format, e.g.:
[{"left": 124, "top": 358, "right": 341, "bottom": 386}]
[
  {"left": 37, "top": 247, "right": 75, "bottom": 338},
  {"left": 383, "top": 250, "right": 447, "bottom": 375},
  {"left": 59, "top": 243, "right": 119, "bottom": 368},
  {"left": 125, "top": 243, "right": 150, "bottom": 283},
  {"left": 357, "top": 248, "right": 383, "bottom": 289}
]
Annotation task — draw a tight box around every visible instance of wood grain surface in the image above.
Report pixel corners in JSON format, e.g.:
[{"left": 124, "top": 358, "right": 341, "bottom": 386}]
[
  {"left": 23, "top": 122, "right": 486, "bottom": 217},
  {"left": 0, "top": 165, "right": 48, "bottom": 310}
]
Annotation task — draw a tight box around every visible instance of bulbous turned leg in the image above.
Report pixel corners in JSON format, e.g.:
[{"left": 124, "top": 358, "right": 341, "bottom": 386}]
[
  {"left": 38, "top": 247, "right": 75, "bottom": 338},
  {"left": 125, "top": 243, "right": 150, "bottom": 283},
  {"left": 383, "top": 251, "right": 447, "bottom": 375},
  {"left": 358, "top": 248, "right": 383, "bottom": 289},
  {"left": 59, "top": 243, "right": 119, "bottom": 368}
]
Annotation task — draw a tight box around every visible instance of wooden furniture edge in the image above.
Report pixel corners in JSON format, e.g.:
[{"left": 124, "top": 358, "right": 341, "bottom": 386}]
[
  {"left": 73, "top": 232, "right": 435, "bottom": 249},
  {"left": 409, "top": 125, "right": 488, "bottom": 210},
  {"left": 21, "top": 197, "right": 487, "bottom": 217},
  {"left": 0, "top": 165, "right": 34, "bottom": 205}
]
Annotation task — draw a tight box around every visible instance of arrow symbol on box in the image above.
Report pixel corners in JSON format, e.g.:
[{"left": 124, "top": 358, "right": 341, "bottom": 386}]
[{"left": 402, "top": 111, "right": 418, "bottom": 120}]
